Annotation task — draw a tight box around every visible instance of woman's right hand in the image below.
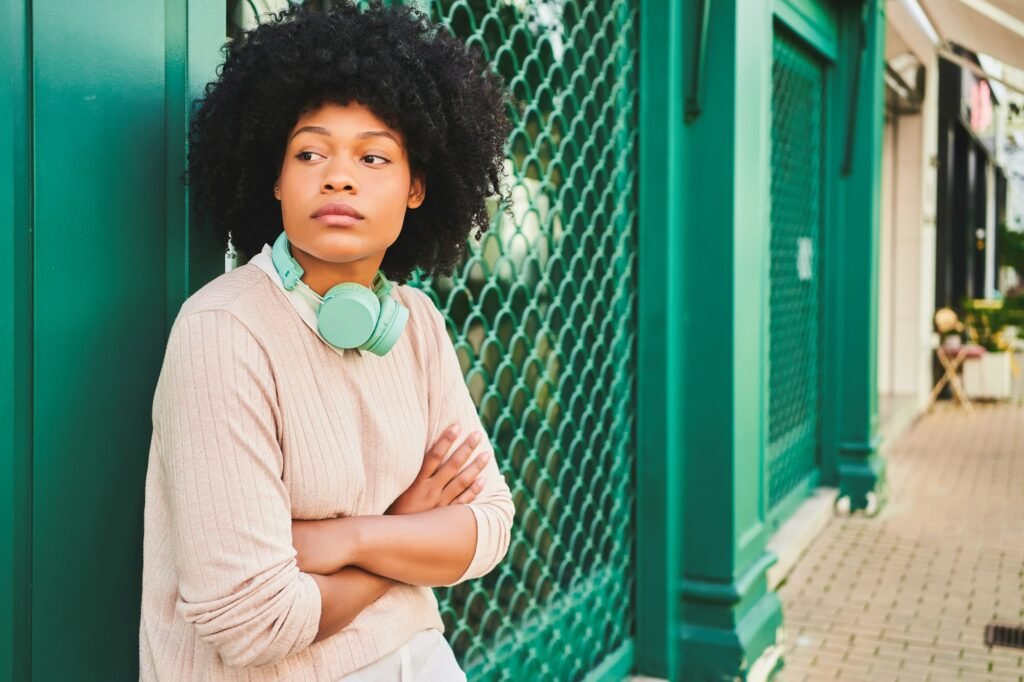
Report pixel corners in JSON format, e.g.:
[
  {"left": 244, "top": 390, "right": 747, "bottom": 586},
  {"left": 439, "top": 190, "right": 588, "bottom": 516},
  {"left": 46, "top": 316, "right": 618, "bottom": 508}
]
[{"left": 385, "top": 424, "right": 492, "bottom": 515}]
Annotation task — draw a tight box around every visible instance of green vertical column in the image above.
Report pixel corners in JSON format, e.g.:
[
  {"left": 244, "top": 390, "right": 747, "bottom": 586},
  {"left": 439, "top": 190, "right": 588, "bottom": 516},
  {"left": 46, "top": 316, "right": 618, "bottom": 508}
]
[
  {"left": 1, "top": 1, "right": 32, "bottom": 680},
  {"left": 676, "top": 0, "right": 782, "bottom": 678},
  {"left": 165, "top": 0, "right": 228, "bottom": 326},
  {"left": 822, "top": 0, "right": 886, "bottom": 511},
  {"left": 636, "top": 0, "right": 684, "bottom": 678}
]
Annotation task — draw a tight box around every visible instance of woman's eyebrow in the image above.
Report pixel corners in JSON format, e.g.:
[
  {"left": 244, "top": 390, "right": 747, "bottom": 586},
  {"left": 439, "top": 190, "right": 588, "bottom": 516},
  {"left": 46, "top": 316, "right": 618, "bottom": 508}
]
[{"left": 289, "top": 126, "right": 400, "bottom": 146}]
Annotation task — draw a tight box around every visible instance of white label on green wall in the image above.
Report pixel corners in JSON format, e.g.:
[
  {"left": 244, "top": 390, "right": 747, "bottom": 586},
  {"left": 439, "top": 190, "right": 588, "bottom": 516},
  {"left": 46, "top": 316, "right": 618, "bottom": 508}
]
[{"left": 797, "top": 237, "right": 813, "bottom": 281}]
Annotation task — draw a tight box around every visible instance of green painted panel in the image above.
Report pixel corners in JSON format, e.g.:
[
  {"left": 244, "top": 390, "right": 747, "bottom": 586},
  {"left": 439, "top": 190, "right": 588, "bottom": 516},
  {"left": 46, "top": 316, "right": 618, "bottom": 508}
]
[
  {"left": 30, "top": 1, "right": 168, "bottom": 679},
  {"left": 767, "top": 25, "right": 824, "bottom": 515}
]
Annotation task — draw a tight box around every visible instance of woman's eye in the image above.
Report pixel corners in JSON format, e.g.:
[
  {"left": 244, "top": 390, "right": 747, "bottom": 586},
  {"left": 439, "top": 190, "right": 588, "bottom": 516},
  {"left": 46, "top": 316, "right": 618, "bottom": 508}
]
[
  {"left": 295, "top": 151, "right": 323, "bottom": 162},
  {"left": 364, "top": 154, "right": 390, "bottom": 165}
]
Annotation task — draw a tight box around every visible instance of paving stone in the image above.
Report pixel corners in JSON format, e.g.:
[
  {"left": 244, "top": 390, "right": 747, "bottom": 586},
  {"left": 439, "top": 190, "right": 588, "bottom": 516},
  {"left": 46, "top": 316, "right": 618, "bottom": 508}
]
[{"left": 777, "top": 366, "right": 1024, "bottom": 681}]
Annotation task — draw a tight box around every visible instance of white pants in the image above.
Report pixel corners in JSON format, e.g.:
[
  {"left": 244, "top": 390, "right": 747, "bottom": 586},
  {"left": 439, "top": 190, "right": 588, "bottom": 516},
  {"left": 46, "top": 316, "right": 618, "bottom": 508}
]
[{"left": 336, "top": 629, "right": 467, "bottom": 682}]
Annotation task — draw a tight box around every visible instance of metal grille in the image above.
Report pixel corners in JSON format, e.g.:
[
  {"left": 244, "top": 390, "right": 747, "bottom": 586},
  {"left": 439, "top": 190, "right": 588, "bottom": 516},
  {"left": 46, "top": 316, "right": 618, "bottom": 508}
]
[
  {"left": 237, "top": 2, "right": 639, "bottom": 677},
  {"left": 985, "top": 624, "right": 1024, "bottom": 651},
  {"left": 767, "top": 27, "right": 824, "bottom": 512},
  {"left": 411, "top": 1, "right": 639, "bottom": 678}
]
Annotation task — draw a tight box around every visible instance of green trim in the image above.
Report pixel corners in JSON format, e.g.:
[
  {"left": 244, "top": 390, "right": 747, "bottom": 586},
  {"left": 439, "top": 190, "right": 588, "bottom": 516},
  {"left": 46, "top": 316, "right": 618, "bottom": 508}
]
[
  {"left": 679, "top": 552, "right": 778, "bottom": 606},
  {"left": 0, "top": 0, "right": 33, "bottom": 679},
  {"left": 636, "top": 0, "right": 684, "bottom": 678},
  {"left": 165, "top": 0, "right": 228, "bottom": 333},
  {"left": 583, "top": 640, "right": 635, "bottom": 682},
  {"left": 818, "top": 24, "right": 841, "bottom": 489},
  {"left": 679, "top": 588, "right": 783, "bottom": 680},
  {"left": 773, "top": 0, "right": 839, "bottom": 62}
]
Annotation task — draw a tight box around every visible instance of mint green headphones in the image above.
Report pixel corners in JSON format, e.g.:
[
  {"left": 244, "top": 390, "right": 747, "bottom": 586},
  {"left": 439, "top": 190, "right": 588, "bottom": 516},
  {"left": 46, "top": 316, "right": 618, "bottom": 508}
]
[{"left": 270, "top": 230, "right": 408, "bottom": 355}]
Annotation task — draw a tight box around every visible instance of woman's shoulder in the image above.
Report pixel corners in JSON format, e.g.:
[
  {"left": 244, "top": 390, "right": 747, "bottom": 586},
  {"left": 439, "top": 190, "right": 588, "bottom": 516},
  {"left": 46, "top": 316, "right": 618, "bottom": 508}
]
[
  {"left": 177, "top": 263, "right": 272, "bottom": 319},
  {"left": 168, "top": 264, "right": 287, "bottom": 351}
]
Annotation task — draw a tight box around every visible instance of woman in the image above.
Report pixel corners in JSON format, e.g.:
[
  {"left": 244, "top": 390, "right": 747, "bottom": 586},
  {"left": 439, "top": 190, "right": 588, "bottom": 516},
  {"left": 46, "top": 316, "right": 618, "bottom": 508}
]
[{"left": 138, "top": 2, "right": 516, "bottom": 679}]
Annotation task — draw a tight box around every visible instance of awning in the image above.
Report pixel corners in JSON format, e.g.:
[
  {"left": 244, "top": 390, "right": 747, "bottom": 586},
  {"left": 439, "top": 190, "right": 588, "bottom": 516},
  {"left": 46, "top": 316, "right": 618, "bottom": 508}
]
[{"left": 920, "top": 0, "right": 1024, "bottom": 72}]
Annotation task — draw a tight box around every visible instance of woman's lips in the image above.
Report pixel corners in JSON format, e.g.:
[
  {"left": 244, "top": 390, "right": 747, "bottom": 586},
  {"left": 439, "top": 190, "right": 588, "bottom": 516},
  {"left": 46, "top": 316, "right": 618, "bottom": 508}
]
[{"left": 314, "top": 214, "right": 363, "bottom": 226}]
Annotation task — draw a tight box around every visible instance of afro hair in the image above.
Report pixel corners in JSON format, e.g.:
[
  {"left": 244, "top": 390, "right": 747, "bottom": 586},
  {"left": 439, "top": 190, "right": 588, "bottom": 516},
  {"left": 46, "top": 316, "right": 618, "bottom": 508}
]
[{"left": 186, "top": 0, "right": 515, "bottom": 281}]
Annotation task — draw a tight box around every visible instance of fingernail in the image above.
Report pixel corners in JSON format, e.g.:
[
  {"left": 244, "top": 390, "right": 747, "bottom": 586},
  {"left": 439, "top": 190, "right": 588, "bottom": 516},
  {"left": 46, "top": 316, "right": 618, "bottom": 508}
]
[
  {"left": 480, "top": 451, "right": 491, "bottom": 463},
  {"left": 470, "top": 432, "right": 482, "bottom": 445},
  {"left": 447, "top": 424, "right": 460, "bottom": 437}
]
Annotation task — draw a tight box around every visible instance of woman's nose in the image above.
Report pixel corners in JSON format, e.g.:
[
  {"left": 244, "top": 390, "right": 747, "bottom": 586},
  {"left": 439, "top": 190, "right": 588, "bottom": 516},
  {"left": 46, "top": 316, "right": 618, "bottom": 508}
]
[{"left": 322, "top": 159, "right": 357, "bottom": 193}]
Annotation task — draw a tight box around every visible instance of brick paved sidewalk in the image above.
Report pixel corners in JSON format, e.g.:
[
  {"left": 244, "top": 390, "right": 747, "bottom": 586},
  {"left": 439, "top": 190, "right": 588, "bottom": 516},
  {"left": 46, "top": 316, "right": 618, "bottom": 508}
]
[{"left": 777, "top": 368, "right": 1024, "bottom": 680}]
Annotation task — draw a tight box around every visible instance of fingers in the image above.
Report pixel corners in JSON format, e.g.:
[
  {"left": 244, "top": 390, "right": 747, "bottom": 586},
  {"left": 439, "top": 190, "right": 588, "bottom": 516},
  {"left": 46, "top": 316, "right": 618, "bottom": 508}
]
[
  {"left": 440, "top": 450, "right": 491, "bottom": 506},
  {"left": 433, "top": 430, "right": 483, "bottom": 483},
  {"left": 419, "top": 423, "right": 461, "bottom": 478},
  {"left": 450, "top": 476, "right": 484, "bottom": 505}
]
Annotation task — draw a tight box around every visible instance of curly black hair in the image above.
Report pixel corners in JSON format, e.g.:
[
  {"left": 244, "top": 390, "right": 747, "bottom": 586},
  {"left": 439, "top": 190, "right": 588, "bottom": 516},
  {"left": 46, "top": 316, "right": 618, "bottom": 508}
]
[{"left": 186, "top": 0, "right": 515, "bottom": 281}]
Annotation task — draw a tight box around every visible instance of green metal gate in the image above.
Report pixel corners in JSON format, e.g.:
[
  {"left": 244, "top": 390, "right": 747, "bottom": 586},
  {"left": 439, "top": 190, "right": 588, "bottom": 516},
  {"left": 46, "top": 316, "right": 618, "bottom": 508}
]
[
  {"left": 242, "top": 1, "right": 641, "bottom": 679},
  {"left": 415, "top": 1, "right": 639, "bottom": 679},
  {"left": 767, "top": 25, "right": 825, "bottom": 521}
]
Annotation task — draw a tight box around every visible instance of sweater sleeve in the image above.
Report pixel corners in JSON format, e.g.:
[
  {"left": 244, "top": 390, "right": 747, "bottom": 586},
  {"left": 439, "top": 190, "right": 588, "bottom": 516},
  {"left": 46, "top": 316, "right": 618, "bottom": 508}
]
[
  {"left": 152, "top": 309, "right": 322, "bottom": 668},
  {"left": 413, "top": 291, "right": 516, "bottom": 587}
]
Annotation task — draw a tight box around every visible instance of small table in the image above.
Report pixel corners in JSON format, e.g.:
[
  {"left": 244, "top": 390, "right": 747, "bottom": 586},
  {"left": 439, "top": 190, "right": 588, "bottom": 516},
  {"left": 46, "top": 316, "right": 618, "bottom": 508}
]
[{"left": 926, "top": 344, "right": 986, "bottom": 413}]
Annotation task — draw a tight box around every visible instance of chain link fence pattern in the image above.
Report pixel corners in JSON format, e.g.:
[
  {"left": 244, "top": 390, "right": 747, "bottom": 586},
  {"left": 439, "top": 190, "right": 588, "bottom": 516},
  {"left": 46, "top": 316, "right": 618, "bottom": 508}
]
[
  {"left": 412, "top": 1, "right": 639, "bottom": 678},
  {"left": 767, "top": 26, "right": 824, "bottom": 513},
  {"left": 236, "top": 1, "right": 640, "bottom": 679}
]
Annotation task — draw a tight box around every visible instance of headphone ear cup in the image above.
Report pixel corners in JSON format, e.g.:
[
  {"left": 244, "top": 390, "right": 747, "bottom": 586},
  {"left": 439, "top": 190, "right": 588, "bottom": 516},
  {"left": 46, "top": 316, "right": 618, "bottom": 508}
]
[
  {"left": 317, "top": 284, "right": 381, "bottom": 349},
  {"left": 362, "top": 296, "right": 409, "bottom": 356}
]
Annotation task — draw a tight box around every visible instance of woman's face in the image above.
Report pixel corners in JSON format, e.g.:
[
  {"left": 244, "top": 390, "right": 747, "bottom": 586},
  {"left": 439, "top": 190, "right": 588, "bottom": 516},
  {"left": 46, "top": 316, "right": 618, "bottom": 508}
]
[{"left": 274, "top": 101, "right": 425, "bottom": 291}]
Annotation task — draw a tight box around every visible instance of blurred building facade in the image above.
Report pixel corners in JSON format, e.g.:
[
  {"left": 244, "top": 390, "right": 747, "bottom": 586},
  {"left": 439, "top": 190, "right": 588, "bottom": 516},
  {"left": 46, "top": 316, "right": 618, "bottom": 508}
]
[{"left": 878, "top": 0, "right": 1024, "bottom": 420}]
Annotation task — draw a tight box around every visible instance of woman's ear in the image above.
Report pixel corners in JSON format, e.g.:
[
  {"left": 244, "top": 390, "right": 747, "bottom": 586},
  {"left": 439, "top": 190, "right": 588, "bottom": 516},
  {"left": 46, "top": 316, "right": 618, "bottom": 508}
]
[
  {"left": 408, "top": 173, "right": 426, "bottom": 209},
  {"left": 273, "top": 176, "right": 281, "bottom": 201}
]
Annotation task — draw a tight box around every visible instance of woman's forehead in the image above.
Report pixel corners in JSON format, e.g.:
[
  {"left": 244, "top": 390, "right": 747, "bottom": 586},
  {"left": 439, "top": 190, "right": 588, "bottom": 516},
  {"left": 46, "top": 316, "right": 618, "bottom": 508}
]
[{"left": 291, "top": 101, "right": 402, "bottom": 143}]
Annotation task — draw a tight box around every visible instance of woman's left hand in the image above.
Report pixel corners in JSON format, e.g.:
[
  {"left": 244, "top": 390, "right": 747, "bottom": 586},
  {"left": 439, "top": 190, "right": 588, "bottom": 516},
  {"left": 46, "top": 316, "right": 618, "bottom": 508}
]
[{"left": 291, "top": 517, "right": 355, "bottom": 575}]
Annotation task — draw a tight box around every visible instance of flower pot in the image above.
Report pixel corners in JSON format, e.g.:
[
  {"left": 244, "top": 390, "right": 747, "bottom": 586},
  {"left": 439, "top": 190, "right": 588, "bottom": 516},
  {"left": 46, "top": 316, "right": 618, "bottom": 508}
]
[{"left": 962, "top": 351, "right": 1013, "bottom": 399}]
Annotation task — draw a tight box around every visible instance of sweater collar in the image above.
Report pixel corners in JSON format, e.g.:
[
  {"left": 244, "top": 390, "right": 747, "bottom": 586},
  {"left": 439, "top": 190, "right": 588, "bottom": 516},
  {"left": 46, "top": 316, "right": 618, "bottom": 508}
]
[{"left": 249, "top": 243, "right": 349, "bottom": 357}]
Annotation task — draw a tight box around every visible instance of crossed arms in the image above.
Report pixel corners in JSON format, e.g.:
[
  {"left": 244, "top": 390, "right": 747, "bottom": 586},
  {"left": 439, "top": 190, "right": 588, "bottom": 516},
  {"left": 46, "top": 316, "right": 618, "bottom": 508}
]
[{"left": 295, "top": 425, "right": 492, "bottom": 642}]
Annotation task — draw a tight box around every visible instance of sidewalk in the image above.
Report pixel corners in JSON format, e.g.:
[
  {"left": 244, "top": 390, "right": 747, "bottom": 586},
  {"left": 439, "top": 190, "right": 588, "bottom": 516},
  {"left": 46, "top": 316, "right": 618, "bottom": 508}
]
[{"left": 778, "top": 362, "right": 1024, "bottom": 680}]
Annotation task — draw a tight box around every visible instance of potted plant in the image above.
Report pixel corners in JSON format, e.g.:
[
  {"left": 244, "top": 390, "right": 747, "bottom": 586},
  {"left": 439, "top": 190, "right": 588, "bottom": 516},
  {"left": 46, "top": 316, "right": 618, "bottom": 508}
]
[{"left": 961, "top": 299, "right": 1013, "bottom": 400}]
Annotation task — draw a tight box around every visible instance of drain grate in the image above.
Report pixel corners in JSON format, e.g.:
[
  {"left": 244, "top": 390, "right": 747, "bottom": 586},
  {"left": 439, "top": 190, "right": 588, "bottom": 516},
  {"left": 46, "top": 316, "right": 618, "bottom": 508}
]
[{"left": 984, "top": 624, "right": 1024, "bottom": 650}]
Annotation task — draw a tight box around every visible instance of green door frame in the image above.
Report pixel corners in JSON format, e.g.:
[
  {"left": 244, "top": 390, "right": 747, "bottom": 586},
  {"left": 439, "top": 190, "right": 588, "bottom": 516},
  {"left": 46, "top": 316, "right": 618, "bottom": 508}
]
[
  {"left": 824, "top": 0, "right": 886, "bottom": 511},
  {"left": 764, "top": 0, "right": 836, "bottom": 531},
  {"left": 770, "top": 0, "right": 886, "bottom": 514}
]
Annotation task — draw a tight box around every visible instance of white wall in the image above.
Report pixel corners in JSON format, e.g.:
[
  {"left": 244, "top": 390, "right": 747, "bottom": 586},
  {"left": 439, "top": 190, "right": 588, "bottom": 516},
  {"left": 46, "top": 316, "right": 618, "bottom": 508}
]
[{"left": 880, "top": 3, "right": 940, "bottom": 412}]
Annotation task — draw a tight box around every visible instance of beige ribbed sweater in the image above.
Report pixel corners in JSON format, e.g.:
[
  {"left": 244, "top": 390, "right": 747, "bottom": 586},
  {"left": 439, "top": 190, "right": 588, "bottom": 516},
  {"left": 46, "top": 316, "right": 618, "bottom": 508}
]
[{"left": 138, "top": 261, "right": 514, "bottom": 680}]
